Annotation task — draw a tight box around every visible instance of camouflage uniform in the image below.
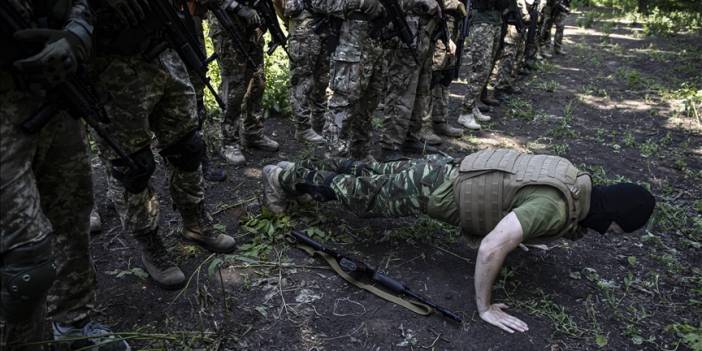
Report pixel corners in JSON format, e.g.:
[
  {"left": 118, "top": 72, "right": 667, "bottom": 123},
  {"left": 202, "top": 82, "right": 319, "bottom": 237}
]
[
  {"left": 492, "top": 25, "right": 523, "bottom": 90},
  {"left": 208, "top": 15, "right": 266, "bottom": 147},
  {"left": 0, "top": 0, "right": 94, "bottom": 347},
  {"left": 287, "top": 11, "right": 331, "bottom": 133},
  {"left": 524, "top": 0, "right": 546, "bottom": 64},
  {"left": 279, "top": 156, "right": 458, "bottom": 218},
  {"left": 428, "top": 3, "right": 463, "bottom": 129},
  {"left": 540, "top": 0, "right": 567, "bottom": 52},
  {"left": 379, "top": 0, "right": 439, "bottom": 152},
  {"left": 320, "top": 0, "right": 388, "bottom": 158},
  {"left": 458, "top": 3, "right": 503, "bottom": 114},
  {"left": 91, "top": 49, "right": 204, "bottom": 237}
]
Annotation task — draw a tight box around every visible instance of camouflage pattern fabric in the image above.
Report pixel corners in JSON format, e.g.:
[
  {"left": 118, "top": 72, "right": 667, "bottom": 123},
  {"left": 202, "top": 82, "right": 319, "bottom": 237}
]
[
  {"left": 279, "top": 156, "right": 458, "bottom": 218},
  {"left": 91, "top": 50, "right": 204, "bottom": 237},
  {"left": 540, "top": 6, "right": 566, "bottom": 50},
  {"left": 492, "top": 24, "right": 523, "bottom": 90},
  {"left": 325, "top": 19, "right": 387, "bottom": 158},
  {"left": 458, "top": 20, "right": 502, "bottom": 113},
  {"left": 428, "top": 13, "right": 461, "bottom": 126},
  {"left": 208, "top": 17, "right": 265, "bottom": 146},
  {"left": 288, "top": 16, "right": 330, "bottom": 132},
  {"left": 380, "top": 16, "right": 436, "bottom": 151}
]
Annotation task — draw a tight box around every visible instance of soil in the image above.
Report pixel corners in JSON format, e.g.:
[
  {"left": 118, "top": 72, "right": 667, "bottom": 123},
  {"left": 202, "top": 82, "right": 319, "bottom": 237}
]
[{"left": 86, "top": 8, "right": 701, "bottom": 351}]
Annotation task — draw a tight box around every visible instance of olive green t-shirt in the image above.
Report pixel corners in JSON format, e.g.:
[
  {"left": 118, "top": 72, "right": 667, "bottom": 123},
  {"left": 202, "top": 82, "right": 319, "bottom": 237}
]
[{"left": 511, "top": 186, "right": 568, "bottom": 241}]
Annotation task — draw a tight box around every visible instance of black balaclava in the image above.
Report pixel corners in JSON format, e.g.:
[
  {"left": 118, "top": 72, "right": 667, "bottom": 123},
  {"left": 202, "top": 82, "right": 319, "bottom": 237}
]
[{"left": 580, "top": 183, "right": 656, "bottom": 234}]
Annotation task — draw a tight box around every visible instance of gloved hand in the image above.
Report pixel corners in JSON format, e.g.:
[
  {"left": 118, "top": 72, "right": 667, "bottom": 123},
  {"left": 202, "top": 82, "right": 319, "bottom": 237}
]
[
  {"left": 13, "top": 29, "right": 85, "bottom": 86},
  {"left": 104, "top": 0, "right": 149, "bottom": 27},
  {"left": 236, "top": 5, "right": 262, "bottom": 26}
]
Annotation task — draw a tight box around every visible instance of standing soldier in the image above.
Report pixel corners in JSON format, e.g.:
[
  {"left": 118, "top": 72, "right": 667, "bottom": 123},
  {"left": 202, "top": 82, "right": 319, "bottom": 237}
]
[
  {"left": 208, "top": 0, "right": 280, "bottom": 166},
  {"left": 285, "top": 0, "right": 333, "bottom": 144},
  {"left": 1, "top": 0, "right": 128, "bottom": 348},
  {"left": 378, "top": 0, "right": 443, "bottom": 161},
  {"left": 321, "top": 0, "right": 387, "bottom": 160},
  {"left": 456, "top": 0, "right": 502, "bottom": 130},
  {"left": 540, "top": 0, "right": 569, "bottom": 55},
  {"left": 89, "top": 0, "right": 237, "bottom": 289},
  {"left": 422, "top": 0, "right": 466, "bottom": 143},
  {"left": 523, "top": 0, "right": 546, "bottom": 69},
  {"left": 491, "top": 0, "right": 529, "bottom": 100}
]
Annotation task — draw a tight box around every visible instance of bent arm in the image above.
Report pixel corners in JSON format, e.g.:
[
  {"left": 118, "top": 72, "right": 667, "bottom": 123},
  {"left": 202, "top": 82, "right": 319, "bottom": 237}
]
[{"left": 474, "top": 211, "right": 529, "bottom": 333}]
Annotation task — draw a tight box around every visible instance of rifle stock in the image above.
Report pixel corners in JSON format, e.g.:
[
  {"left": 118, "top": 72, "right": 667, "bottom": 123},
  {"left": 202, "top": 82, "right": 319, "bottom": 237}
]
[
  {"left": 451, "top": 0, "right": 471, "bottom": 79},
  {"left": 377, "top": 0, "right": 419, "bottom": 64},
  {"left": 250, "top": 0, "right": 289, "bottom": 57}
]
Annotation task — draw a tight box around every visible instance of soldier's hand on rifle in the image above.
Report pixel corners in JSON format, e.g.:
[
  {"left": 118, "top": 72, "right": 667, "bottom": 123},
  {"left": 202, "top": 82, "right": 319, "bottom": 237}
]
[
  {"left": 105, "top": 0, "right": 149, "bottom": 27},
  {"left": 236, "top": 5, "right": 263, "bottom": 26},
  {"left": 13, "top": 28, "right": 86, "bottom": 86}
]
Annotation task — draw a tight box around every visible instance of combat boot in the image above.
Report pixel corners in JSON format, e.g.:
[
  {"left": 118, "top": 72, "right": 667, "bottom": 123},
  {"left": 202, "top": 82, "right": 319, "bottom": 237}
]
[
  {"left": 481, "top": 91, "right": 500, "bottom": 107},
  {"left": 541, "top": 50, "right": 553, "bottom": 59},
  {"left": 417, "top": 128, "right": 443, "bottom": 145},
  {"left": 295, "top": 128, "right": 325, "bottom": 144},
  {"left": 262, "top": 164, "right": 288, "bottom": 214},
  {"left": 473, "top": 106, "right": 492, "bottom": 122},
  {"left": 180, "top": 202, "right": 237, "bottom": 253},
  {"left": 554, "top": 47, "right": 567, "bottom": 55},
  {"left": 135, "top": 230, "right": 185, "bottom": 289},
  {"left": 244, "top": 135, "right": 279, "bottom": 152},
  {"left": 222, "top": 144, "right": 246, "bottom": 165},
  {"left": 433, "top": 122, "right": 463, "bottom": 137},
  {"left": 402, "top": 140, "right": 439, "bottom": 154},
  {"left": 458, "top": 112, "right": 481, "bottom": 130},
  {"left": 202, "top": 157, "right": 227, "bottom": 182},
  {"left": 477, "top": 100, "right": 491, "bottom": 113}
]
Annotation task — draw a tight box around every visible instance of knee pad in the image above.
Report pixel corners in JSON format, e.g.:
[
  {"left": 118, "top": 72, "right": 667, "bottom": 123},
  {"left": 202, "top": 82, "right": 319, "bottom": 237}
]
[
  {"left": 0, "top": 237, "right": 56, "bottom": 323},
  {"left": 160, "top": 130, "right": 204, "bottom": 172},
  {"left": 110, "top": 146, "right": 156, "bottom": 194},
  {"left": 294, "top": 171, "right": 338, "bottom": 202}
]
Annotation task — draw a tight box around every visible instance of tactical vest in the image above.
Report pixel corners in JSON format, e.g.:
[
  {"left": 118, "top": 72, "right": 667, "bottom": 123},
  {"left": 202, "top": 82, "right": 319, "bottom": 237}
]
[{"left": 452, "top": 149, "right": 591, "bottom": 238}]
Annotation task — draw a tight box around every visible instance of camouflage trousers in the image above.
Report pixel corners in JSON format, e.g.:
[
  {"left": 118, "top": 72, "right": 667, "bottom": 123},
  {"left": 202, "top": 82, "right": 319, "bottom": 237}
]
[
  {"left": 326, "top": 20, "right": 387, "bottom": 157},
  {"left": 279, "top": 156, "right": 457, "bottom": 218},
  {"left": 380, "top": 18, "right": 435, "bottom": 151},
  {"left": 1, "top": 86, "right": 94, "bottom": 346},
  {"left": 92, "top": 51, "right": 204, "bottom": 237},
  {"left": 540, "top": 9, "right": 566, "bottom": 50},
  {"left": 209, "top": 23, "right": 265, "bottom": 146},
  {"left": 492, "top": 25, "right": 524, "bottom": 90},
  {"left": 459, "top": 21, "right": 502, "bottom": 113},
  {"left": 288, "top": 17, "right": 330, "bottom": 132}
]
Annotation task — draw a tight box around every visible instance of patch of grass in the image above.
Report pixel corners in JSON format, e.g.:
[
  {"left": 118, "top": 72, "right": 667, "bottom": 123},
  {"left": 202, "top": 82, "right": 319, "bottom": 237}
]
[
  {"left": 537, "top": 80, "right": 560, "bottom": 93},
  {"left": 548, "top": 100, "right": 578, "bottom": 139},
  {"left": 581, "top": 84, "right": 609, "bottom": 98},
  {"left": 616, "top": 67, "right": 645, "bottom": 90},
  {"left": 622, "top": 131, "right": 636, "bottom": 148},
  {"left": 263, "top": 34, "right": 291, "bottom": 116},
  {"left": 552, "top": 143, "right": 570, "bottom": 155},
  {"left": 577, "top": 12, "right": 598, "bottom": 28},
  {"left": 666, "top": 323, "right": 702, "bottom": 351},
  {"left": 516, "top": 290, "right": 588, "bottom": 338},
  {"left": 239, "top": 209, "right": 294, "bottom": 258},
  {"left": 389, "top": 216, "right": 458, "bottom": 243},
  {"left": 505, "top": 97, "right": 536, "bottom": 121},
  {"left": 638, "top": 138, "right": 659, "bottom": 157},
  {"left": 643, "top": 10, "right": 702, "bottom": 36},
  {"left": 579, "top": 164, "right": 632, "bottom": 185}
]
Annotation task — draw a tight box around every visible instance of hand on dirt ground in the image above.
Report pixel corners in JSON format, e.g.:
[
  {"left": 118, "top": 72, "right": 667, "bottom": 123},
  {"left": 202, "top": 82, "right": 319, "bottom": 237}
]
[{"left": 479, "top": 303, "right": 529, "bottom": 333}]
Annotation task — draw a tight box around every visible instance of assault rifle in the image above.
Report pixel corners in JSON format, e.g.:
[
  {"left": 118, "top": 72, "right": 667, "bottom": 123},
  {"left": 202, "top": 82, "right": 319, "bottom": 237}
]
[
  {"left": 205, "top": 3, "right": 257, "bottom": 67},
  {"left": 150, "top": 0, "right": 226, "bottom": 109},
  {"left": 524, "top": 0, "right": 540, "bottom": 59},
  {"left": 451, "top": 0, "right": 471, "bottom": 79},
  {"left": 377, "top": 0, "right": 419, "bottom": 64},
  {"left": 554, "top": 0, "right": 571, "bottom": 15},
  {"left": 0, "top": 1, "right": 138, "bottom": 171},
  {"left": 434, "top": 0, "right": 451, "bottom": 48},
  {"left": 249, "top": 0, "right": 289, "bottom": 56},
  {"left": 508, "top": 0, "right": 526, "bottom": 34},
  {"left": 288, "top": 230, "right": 463, "bottom": 323}
]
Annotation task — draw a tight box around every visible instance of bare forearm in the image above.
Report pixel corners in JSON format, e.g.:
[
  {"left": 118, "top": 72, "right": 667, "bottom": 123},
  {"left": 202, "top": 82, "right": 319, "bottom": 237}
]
[{"left": 474, "top": 245, "right": 509, "bottom": 313}]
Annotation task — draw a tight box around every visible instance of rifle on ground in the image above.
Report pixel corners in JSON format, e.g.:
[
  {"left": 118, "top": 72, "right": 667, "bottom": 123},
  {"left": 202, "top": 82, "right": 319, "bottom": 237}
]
[
  {"left": 149, "top": 0, "right": 226, "bottom": 110},
  {"left": 451, "top": 0, "right": 471, "bottom": 79},
  {"left": 287, "top": 230, "right": 463, "bottom": 323},
  {"left": 377, "top": 0, "right": 419, "bottom": 64},
  {"left": 205, "top": 4, "right": 257, "bottom": 67},
  {"left": 0, "top": 1, "right": 139, "bottom": 172},
  {"left": 250, "top": 0, "right": 289, "bottom": 56}
]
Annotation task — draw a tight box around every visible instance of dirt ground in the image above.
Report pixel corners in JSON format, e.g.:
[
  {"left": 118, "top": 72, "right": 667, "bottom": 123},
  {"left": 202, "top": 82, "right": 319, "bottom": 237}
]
[{"left": 86, "top": 9, "right": 701, "bottom": 351}]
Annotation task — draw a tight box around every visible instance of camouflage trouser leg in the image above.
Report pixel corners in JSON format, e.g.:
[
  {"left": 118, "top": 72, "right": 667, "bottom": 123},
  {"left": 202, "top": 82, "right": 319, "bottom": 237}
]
[
  {"left": 280, "top": 157, "right": 456, "bottom": 218},
  {"left": 553, "top": 12, "right": 566, "bottom": 50},
  {"left": 188, "top": 16, "right": 207, "bottom": 120},
  {"left": 1, "top": 88, "right": 54, "bottom": 348},
  {"left": 514, "top": 32, "right": 526, "bottom": 75},
  {"left": 429, "top": 79, "right": 450, "bottom": 126},
  {"left": 34, "top": 116, "right": 96, "bottom": 327},
  {"left": 459, "top": 22, "right": 502, "bottom": 113},
  {"left": 326, "top": 23, "right": 386, "bottom": 157},
  {"left": 493, "top": 25, "right": 521, "bottom": 90},
  {"left": 289, "top": 19, "right": 330, "bottom": 132},
  {"left": 212, "top": 31, "right": 265, "bottom": 145},
  {"left": 93, "top": 50, "right": 202, "bottom": 236},
  {"left": 381, "top": 29, "right": 433, "bottom": 151}
]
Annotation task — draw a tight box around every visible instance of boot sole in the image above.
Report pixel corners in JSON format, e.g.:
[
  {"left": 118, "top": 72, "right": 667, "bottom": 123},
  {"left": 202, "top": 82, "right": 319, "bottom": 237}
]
[{"left": 180, "top": 234, "right": 238, "bottom": 254}]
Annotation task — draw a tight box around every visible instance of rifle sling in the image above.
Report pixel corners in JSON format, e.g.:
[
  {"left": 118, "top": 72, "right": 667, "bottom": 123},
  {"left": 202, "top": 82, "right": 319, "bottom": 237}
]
[{"left": 290, "top": 238, "right": 434, "bottom": 317}]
